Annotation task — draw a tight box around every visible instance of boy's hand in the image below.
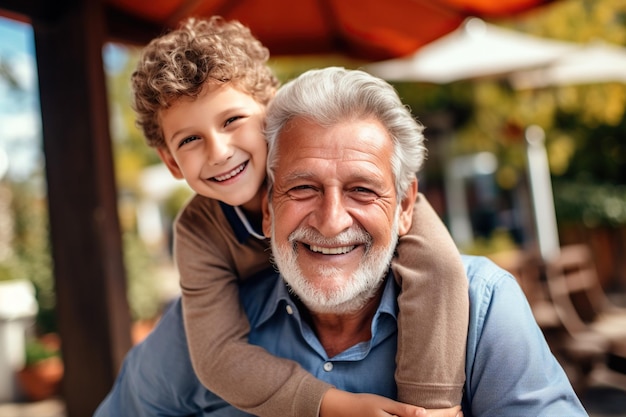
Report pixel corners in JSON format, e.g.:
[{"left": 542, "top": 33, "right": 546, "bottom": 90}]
[{"left": 320, "top": 389, "right": 462, "bottom": 417}]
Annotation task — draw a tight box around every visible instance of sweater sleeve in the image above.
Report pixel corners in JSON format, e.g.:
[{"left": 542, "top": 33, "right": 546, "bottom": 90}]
[
  {"left": 391, "top": 193, "right": 469, "bottom": 408},
  {"left": 176, "top": 196, "right": 332, "bottom": 417}
]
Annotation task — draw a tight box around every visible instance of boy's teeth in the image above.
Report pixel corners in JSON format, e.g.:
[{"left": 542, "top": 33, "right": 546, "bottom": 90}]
[
  {"left": 309, "top": 245, "right": 355, "bottom": 255},
  {"left": 214, "top": 163, "right": 245, "bottom": 182}
]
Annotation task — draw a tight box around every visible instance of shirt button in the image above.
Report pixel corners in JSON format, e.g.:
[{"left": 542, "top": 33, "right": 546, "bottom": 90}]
[
  {"left": 286, "top": 305, "right": 294, "bottom": 315},
  {"left": 323, "top": 362, "right": 333, "bottom": 372}
]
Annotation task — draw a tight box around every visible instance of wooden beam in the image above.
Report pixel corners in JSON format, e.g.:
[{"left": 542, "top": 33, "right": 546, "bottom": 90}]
[
  {"left": 0, "top": 0, "right": 75, "bottom": 22},
  {"left": 31, "top": 0, "right": 132, "bottom": 415},
  {"left": 104, "top": 5, "right": 164, "bottom": 46}
]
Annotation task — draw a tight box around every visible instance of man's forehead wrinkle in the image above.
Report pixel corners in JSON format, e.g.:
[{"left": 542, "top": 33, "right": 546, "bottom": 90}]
[
  {"left": 280, "top": 169, "right": 317, "bottom": 183},
  {"left": 279, "top": 145, "right": 385, "bottom": 163}
]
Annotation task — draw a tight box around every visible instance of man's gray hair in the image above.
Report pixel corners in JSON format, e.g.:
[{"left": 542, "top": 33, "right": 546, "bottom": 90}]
[{"left": 264, "top": 67, "right": 426, "bottom": 199}]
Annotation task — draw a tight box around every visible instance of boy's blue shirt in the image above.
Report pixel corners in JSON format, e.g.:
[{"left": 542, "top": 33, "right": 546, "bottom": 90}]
[{"left": 218, "top": 202, "right": 256, "bottom": 244}]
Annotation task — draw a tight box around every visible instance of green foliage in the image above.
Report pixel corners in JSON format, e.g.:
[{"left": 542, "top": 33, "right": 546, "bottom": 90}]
[
  {"left": 4, "top": 178, "right": 56, "bottom": 333},
  {"left": 123, "top": 232, "right": 162, "bottom": 321},
  {"left": 554, "top": 181, "right": 626, "bottom": 227},
  {"left": 106, "top": 45, "right": 162, "bottom": 193},
  {"left": 269, "top": 55, "right": 366, "bottom": 83},
  {"left": 24, "top": 338, "right": 60, "bottom": 367},
  {"left": 509, "top": 0, "right": 626, "bottom": 45}
]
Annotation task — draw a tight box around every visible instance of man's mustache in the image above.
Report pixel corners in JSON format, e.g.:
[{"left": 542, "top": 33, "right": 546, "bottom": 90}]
[{"left": 287, "top": 226, "right": 372, "bottom": 252}]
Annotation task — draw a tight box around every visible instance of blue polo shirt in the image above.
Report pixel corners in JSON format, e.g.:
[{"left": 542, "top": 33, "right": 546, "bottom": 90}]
[
  {"left": 95, "top": 256, "right": 587, "bottom": 417},
  {"left": 95, "top": 203, "right": 587, "bottom": 416}
]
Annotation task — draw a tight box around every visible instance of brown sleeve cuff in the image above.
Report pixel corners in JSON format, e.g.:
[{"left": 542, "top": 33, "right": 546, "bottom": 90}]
[{"left": 294, "top": 374, "right": 334, "bottom": 417}]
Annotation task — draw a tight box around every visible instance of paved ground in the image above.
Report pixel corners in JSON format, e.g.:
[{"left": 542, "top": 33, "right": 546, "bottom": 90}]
[
  {"left": 582, "top": 385, "right": 626, "bottom": 416},
  {"left": 0, "top": 398, "right": 65, "bottom": 417}
]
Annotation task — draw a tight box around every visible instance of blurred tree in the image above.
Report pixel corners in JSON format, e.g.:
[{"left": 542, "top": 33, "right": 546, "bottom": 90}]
[
  {"left": 105, "top": 45, "right": 162, "bottom": 194},
  {"left": 2, "top": 177, "right": 56, "bottom": 333},
  {"left": 398, "top": 0, "right": 626, "bottom": 187}
]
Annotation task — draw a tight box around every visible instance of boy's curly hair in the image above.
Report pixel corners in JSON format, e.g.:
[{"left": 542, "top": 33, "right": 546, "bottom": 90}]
[{"left": 131, "top": 16, "right": 280, "bottom": 148}]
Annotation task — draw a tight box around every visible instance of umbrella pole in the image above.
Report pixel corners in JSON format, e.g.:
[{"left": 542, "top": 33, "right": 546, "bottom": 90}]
[{"left": 525, "top": 125, "right": 560, "bottom": 262}]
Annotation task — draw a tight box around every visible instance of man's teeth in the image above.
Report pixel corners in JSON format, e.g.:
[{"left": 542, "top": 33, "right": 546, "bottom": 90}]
[
  {"left": 213, "top": 163, "right": 245, "bottom": 182},
  {"left": 309, "top": 245, "right": 355, "bottom": 255}
]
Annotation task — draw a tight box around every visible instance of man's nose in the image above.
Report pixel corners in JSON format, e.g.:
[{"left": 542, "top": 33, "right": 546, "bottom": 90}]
[
  {"left": 205, "top": 134, "right": 233, "bottom": 165},
  {"left": 311, "top": 191, "right": 353, "bottom": 237}
]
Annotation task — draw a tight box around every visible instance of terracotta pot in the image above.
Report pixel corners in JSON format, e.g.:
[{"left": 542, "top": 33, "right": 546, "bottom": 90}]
[{"left": 16, "top": 356, "right": 64, "bottom": 402}]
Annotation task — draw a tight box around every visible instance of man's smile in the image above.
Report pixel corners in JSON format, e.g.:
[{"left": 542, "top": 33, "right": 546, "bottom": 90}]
[{"left": 307, "top": 244, "right": 356, "bottom": 255}]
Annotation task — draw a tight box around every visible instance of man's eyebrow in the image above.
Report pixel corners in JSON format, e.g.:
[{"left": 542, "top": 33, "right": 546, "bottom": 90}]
[{"left": 280, "top": 171, "right": 316, "bottom": 183}]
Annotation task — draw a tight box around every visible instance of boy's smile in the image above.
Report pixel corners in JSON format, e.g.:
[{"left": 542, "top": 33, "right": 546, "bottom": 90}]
[
  {"left": 212, "top": 161, "right": 248, "bottom": 183},
  {"left": 158, "top": 82, "right": 268, "bottom": 212}
]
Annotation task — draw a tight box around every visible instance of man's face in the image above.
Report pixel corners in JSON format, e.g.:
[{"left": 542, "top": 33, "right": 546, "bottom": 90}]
[{"left": 263, "top": 116, "right": 414, "bottom": 313}]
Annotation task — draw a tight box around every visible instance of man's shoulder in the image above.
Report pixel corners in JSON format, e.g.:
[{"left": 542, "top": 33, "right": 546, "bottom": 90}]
[{"left": 460, "top": 254, "right": 520, "bottom": 298}]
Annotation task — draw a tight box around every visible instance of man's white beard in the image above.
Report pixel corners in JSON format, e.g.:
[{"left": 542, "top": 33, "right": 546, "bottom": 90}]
[{"left": 270, "top": 207, "right": 400, "bottom": 314}]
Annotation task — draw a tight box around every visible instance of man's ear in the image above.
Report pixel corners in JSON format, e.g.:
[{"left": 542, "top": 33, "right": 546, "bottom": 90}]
[
  {"left": 261, "top": 190, "right": 272, "bottom": 238},
  {"left": 156, "top": 147, "right": 184, "bottom": 179},
  {"left": 398, "top": 179, "right": 418, "bottom": 236}
]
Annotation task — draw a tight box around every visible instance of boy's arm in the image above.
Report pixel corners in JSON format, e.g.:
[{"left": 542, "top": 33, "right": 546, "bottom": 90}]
[
  {"left": 176, "top": 197, "right": 331, "bottom": 417},
  {"left": 391, "top": 193, "right": 469, "bottom": 408},
  {"left": 320, "top": 389, "right": 463, "bottom": 417}
]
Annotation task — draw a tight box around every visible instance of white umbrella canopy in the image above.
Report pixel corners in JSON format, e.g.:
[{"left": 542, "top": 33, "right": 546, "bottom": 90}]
[
  {"left": 363, "top": 18, "right": 582, "bottom": 259},
  {"left": 364, "top": 17, "right": 579, "bottom": 84},
  {"left": 510, "top": 41, "right": 626, "bottom": 89}
]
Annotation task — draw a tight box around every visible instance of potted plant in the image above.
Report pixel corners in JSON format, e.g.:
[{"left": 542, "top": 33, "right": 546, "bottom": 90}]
[{"left": 16, "top": 333, "right": 63, "bottom": 402}]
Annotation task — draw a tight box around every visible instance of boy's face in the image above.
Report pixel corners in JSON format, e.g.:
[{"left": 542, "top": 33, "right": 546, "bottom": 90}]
[{"left": 158, "top": 83, "right": 268, "bottom": 211}]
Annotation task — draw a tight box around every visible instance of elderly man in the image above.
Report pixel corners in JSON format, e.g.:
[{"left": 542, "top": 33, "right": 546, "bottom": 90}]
[{"left": 95, "top": 67, "right": 587, "bottom": 417}]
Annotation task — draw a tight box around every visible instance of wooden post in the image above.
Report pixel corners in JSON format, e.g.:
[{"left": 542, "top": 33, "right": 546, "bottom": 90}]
[{"left": 32, "top": 0, "right": 132, "bottom": 415}]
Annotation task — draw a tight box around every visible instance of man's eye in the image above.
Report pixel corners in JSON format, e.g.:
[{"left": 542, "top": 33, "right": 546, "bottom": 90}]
[
  {"left": 288, "top": 185, "right": 317, "bottom": 198},
  {"left": 178, "top": 135, "right": 200, "bottom": 148},
  {"left": 351, "top": 187, "right": 378, "bottom": 201}
]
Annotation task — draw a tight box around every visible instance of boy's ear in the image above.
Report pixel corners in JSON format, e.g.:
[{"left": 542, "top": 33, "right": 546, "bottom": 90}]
[
  {"left": 398, "top": 179, "right": 418, "bottom": 236},
  {"left": 156, "top": 148, "right": 184, "bottom": 179},
  {"left": 261, "top": 190, "right": 272, "bottom": 238}
]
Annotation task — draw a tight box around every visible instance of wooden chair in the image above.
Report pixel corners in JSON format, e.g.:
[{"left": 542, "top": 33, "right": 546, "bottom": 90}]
[
  {"left": 489, "top": 249, "right": 560, "bottom": 329},
  {"left": 545, "top": 244, "right": 626, "bottom": 392}
]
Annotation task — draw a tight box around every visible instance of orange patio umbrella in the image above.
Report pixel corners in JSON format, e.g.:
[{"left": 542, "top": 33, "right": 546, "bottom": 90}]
[{"left": 105, "top": 0, "right": 556, "bottom": 61}]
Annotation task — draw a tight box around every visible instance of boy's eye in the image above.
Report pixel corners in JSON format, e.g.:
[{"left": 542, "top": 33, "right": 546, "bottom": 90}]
[
  {"left": 178, "top": 135, "right": 200, "bottom": 149},
  {"left": 224, "top": 116, "right": 243, "bottom": 127}
]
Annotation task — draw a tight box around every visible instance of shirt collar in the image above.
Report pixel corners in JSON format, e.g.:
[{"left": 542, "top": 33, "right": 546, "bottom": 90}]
[
  {"left": 255, "top": 271, "right": 399, "bottom": 330},
  {"left": 219, "top": 201, "right": 264, "bottom": 243}
]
